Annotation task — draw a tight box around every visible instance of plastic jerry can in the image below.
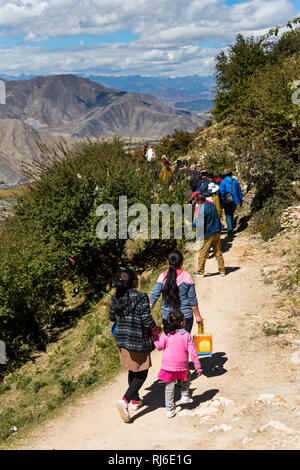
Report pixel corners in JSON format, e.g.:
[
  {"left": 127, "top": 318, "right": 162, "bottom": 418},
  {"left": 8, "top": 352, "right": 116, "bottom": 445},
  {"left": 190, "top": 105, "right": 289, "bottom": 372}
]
[{"left": 193, "top": 323, "right": 213, "bottom": 356}]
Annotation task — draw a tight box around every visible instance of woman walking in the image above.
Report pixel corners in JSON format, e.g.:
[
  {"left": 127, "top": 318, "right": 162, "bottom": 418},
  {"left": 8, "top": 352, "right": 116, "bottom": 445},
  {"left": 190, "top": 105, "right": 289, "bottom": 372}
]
[
  {"left": 149, "top": 249, "right": 203, "bottom": 334},
  {"left": 109, "top": 269, "right": 157, "bottom": 423}
]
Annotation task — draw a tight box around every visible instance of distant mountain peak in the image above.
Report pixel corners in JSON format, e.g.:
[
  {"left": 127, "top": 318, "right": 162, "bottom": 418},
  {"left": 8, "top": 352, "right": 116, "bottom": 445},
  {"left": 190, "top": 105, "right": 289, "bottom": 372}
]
[{"left": 0, "top": 74, "right": 203, "bottom": 139}]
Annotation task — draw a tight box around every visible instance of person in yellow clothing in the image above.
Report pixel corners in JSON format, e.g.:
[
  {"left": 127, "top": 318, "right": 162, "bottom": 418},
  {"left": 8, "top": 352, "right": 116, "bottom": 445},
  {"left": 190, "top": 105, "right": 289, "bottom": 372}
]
[
  {"left": 204, "top": 182, "right": 225, "bottom": 239},
  {"left": 160, "top": 160, "right": 174, "bottom": 184},
  {"left": 206, "top": 182, "right": 222, "bottom": 219}
]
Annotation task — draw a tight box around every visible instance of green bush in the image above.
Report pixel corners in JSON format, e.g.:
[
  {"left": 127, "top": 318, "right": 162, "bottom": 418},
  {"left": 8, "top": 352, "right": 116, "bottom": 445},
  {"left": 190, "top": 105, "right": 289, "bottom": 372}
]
[
  {"left": 0, "top": 137, "right": 182, "bottom": 368},
  {"left": 210, "top": 19, "right": 300, "bottom": 238},
  {"left": 33, "top": 380, "right": 48, "bottom": 394},
  {"left": 59, "top": 378, "right": 76, "bottom": 397},
  {"left": 77, "top": 369, "right": 99, "bottom": 387},
  {"left": 155, "top": 129, "right": 198, "bottom": 161}
]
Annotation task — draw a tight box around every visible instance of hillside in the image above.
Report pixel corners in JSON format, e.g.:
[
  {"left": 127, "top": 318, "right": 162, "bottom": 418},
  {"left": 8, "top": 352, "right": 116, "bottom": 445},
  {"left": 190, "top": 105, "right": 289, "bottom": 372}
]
[
  {"left": 0, "top": 119, "right": 67, "bottom": 183},
  {"left": 0, "top": 75, "right": 203, "bottom": 139}
]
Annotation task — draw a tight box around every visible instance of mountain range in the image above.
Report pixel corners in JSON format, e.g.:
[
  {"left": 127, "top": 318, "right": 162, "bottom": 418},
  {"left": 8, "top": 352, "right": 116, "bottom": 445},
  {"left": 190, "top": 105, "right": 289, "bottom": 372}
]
[
  {"left": 0, "top": 73, "right": 215, "bottom": 112},
  {"left": 0, "top": 74, "right": 204, "bottom": 139},
  {"left": 0, "top": 118, "right": 66, "bottom": 184},
  {"left": 0, "top": 74, "right": 212, "bottom": 183}
]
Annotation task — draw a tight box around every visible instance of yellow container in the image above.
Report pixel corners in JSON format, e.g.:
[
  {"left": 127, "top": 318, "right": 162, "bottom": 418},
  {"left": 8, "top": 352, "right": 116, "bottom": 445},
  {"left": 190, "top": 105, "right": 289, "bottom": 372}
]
[{"left": 193, "top": 323, "right": 213, "bottom": 356}]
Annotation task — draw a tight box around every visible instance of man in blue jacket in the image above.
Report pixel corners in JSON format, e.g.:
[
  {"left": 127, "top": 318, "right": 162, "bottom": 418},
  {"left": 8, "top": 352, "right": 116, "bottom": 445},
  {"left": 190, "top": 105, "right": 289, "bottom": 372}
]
[
  {"left": 190, "top": 193, "right": 226, "bottom": 277},
  {"left": 219, "top": 168, "right": 243, "bottom": 235}
]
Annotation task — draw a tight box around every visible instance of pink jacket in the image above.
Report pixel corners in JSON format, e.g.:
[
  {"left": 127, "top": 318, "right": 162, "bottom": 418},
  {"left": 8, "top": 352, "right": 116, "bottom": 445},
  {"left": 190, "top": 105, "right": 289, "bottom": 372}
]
[{"left": 153, "top": 329, "right": 202, "bottom": 373}]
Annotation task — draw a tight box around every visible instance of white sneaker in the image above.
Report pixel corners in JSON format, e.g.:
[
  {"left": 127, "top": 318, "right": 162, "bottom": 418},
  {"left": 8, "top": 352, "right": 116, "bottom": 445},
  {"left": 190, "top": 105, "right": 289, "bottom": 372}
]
[
  {"left": 116, "top": 398, "right": 130, "bottom": 423},
  {"left": 130, "top": 399, "right": 143, "bottom": 411},
  {"left": 166, "top": 406, "right": 182, "bottom": 418},
  {"left": 180, "top": 396, "right": 193, "bottom": 404}
]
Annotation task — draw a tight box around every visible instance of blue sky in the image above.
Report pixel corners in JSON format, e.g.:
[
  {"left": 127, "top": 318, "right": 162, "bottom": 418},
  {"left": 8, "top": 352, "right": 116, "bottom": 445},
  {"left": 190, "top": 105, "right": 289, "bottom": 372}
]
[{"left": 0, "top": 0, "right": 299, "bottom": 77}]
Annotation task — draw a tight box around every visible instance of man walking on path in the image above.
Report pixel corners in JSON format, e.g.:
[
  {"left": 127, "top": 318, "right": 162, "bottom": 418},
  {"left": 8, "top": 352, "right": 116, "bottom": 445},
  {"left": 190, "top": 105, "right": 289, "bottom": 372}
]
[
  {"left": 196, "top": 170, "right": 212, "bottom": 194},
  {"left": 146, "top": 145, "right": 156, "bottom": 162},
  {"left": 219, "top": 169, "right": 243, "bottom": 235},
  {"left": 190, "top": 193, "right": 226, "bottom": 277}
]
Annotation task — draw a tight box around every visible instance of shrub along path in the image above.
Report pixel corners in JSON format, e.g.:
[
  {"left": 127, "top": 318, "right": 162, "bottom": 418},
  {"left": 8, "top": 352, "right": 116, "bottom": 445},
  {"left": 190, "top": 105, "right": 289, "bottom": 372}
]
[{"left": 15, "top": 231, "right": 300, "bottom": 450}]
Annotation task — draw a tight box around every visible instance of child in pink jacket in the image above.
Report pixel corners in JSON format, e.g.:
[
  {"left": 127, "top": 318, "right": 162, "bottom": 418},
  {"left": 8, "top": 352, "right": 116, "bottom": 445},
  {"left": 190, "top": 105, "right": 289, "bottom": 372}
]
[{"left": 152, "top": 311, "right": 202, "bottom": 418}]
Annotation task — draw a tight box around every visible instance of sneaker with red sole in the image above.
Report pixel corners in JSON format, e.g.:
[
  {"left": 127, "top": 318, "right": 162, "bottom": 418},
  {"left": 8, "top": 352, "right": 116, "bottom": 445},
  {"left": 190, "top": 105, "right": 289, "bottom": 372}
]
[
  {"left": 116, "top": 397, "right": 130, "bottom": 423},
  {"left": 130, "top": 399, "right": 144, "bottom": 411}
]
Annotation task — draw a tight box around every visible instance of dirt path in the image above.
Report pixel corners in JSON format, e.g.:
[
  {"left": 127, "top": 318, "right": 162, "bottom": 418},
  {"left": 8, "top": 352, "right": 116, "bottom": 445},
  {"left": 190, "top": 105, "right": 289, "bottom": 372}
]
[{"left": 18, "top": 232, "right": 300, "bottom": 450}]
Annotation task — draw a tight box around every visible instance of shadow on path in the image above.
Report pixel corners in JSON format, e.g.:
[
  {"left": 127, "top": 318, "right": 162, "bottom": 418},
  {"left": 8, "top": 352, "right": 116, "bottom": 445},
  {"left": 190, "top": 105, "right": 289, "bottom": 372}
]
[
  {"left": 130, "top": 352, "right": 227, "bottom": 422},
  {"left": 199, "top": 352, "right": 228, "bottom": 378},
  {"left": 220, "top": 235, "right": 234, "bottom": 254},
  {"left": 203, "top": 267, "right": 240, "bottom": 277},
  {"left": 130, "top": 381, "right": 219, "bottom": 422},
  {"left": 188, "top": 352, "right": 228, "bottom": 378}
]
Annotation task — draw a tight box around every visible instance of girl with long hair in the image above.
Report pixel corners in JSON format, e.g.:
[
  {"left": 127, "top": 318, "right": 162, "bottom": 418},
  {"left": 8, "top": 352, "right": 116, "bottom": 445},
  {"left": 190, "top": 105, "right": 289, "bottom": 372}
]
[
  {"left": 109, "top": 268, "right": 157, "bottom": 423},
  {"left": 149, "top": 249, "right": 203, "bottom": 333},
  {"left": 152, "top": 310, "right": 202, "bottom": 418}
]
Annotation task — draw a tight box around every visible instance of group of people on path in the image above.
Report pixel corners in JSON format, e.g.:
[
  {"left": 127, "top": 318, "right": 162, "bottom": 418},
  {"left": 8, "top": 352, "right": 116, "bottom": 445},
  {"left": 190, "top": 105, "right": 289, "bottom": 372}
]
[
  {"left": 109, "top": 250, "right": 203, "bottom": 422},
  {"left": 109, "top": 148, "right": 244, "bottom": 423}
]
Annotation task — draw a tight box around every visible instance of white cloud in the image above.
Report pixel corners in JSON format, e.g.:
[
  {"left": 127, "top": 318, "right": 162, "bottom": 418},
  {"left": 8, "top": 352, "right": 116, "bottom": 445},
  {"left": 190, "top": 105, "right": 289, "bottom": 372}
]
[
  {"left": 0, "top": 43, "right": 220, "bottom": 76},
  {"left": 24, "top": 32, "right": 49, "bottom": 42},
  {"left": 0, "top": 0, "right": 297, "bottom": 76},
  {"left": 0, "top": 0, "right": 295, "bottom": 40}
]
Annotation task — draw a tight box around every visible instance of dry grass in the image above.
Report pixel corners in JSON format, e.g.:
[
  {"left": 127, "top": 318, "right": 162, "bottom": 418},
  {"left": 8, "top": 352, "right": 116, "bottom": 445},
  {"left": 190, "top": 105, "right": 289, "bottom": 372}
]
[{"left": 0, "top": 185, "right": 27, "bottom": 199}]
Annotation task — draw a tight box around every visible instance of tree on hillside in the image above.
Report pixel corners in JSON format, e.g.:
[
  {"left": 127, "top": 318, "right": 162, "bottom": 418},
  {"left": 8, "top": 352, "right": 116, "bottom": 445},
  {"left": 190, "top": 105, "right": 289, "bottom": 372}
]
[
  {"left": 213, "top": 34, "right": 268, "bottom": 121},
  {"left": 213, "top": 17, "right": 300, "bottom": 122},
  {"left": 206, "top": 18, "right": 300, "bottom": 240}
]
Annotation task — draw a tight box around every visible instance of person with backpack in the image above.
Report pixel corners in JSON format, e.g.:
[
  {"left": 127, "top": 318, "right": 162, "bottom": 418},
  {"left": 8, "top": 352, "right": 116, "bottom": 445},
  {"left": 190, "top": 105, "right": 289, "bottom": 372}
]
[
  {"left": 189, "top": 193, "right": 226, "bottom": 277},
  {"left": 109, "top": 269, "right": 157, "bottom": 423},
  {"left": 219, "top": 169, "right": 243, "bottom": 236},
  {"left": 178, "top": 160, "right": 191, "bottom": 180},
  {"left": 173, "top": 159, "right": 182, "bottom": 181},
  {"left": 196, "top": 170, "right": 212, "bottom": 194}
]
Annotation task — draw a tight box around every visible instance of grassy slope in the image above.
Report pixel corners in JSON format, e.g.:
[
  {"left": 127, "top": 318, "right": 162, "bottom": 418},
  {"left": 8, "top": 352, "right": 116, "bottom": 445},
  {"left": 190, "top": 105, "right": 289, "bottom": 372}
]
[{"left": 0, "top": 259, "right": 170, "bottom": 448}]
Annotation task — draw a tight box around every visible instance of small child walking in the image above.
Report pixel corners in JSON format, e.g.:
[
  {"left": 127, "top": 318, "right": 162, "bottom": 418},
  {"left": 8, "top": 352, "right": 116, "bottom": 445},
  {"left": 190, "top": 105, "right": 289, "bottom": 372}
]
[{"left": 152, "top": 311, "right": 202, "bottom": 418}]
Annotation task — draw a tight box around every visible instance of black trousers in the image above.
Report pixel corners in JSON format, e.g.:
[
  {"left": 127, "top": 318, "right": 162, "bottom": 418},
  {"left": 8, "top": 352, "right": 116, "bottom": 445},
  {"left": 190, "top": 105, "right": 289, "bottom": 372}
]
[
  {"left": 124, "top": 369, "right": 148, "bottom": 403},
  {"left": 184, "top": 317, "right": 193, "bottom": 334}
]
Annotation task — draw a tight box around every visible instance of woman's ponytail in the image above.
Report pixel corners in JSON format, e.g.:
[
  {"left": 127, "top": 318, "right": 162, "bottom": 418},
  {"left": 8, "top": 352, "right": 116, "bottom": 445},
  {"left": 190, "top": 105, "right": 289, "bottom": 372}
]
[{"left": 162, "top": 249, "right": 183, "bottom": 309}]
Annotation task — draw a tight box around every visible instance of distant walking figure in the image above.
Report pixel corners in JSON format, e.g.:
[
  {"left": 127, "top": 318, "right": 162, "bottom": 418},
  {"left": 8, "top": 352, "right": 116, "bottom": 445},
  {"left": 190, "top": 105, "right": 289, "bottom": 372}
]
[
  {"left": 160, "top": 160, "right": 174, "bottom": 184},
  {"left": 146, "top": 145, "right": 156, "bottom": 162},
  {"left": 109, "top": 269, "right": 157, "bottom": 423},
  {"left": 191, "top": 193, "right": 226, "bottom": 277},
  {"left": 219, "top": 168, "right": 243, "bottom": 236}
]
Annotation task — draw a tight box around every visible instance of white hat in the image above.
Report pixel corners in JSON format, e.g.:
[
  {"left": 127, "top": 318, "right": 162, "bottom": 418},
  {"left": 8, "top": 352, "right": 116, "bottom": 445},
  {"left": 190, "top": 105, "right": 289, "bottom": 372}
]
[{"left": 208, "top": 182, "right": 219, "bottom": 193}]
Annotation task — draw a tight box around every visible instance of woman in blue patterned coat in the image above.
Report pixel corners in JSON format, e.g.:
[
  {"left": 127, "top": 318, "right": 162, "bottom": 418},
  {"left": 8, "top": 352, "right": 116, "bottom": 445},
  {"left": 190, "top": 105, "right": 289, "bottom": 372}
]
[{"left": 109, "top": 268, "right": 157, "bottom": 423}]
